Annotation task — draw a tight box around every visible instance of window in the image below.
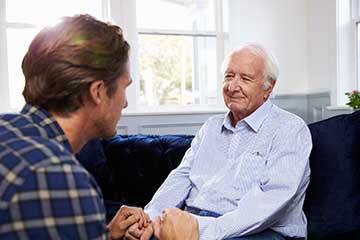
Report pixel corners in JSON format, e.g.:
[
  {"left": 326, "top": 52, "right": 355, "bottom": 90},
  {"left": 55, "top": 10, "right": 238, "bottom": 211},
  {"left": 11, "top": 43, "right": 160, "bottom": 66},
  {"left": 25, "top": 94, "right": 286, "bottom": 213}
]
[
  {"left": 358, "top": 22, "right": 360, "bottom": 89},
  {"left": 356, "top": 0, "right": 360, "bottom": 89},
  {"left": 0, "top": 0, "right": 103, "bottom": 111},
  {"left": 334, "top": 0, "right": 358, "bottom": 105},
  {"left": 0, "top": 0, "right": 225, "bottom": 113},
  {"left": 135, "top": 0, "right": 224, "bottom": 109}
]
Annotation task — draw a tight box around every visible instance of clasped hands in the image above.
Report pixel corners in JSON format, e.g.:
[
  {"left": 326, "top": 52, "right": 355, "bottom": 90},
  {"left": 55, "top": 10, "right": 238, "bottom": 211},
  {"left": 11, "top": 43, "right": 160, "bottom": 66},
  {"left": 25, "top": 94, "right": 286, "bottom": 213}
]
[{"left": 108, "top": 205, "right": 199, "bottom": 240}]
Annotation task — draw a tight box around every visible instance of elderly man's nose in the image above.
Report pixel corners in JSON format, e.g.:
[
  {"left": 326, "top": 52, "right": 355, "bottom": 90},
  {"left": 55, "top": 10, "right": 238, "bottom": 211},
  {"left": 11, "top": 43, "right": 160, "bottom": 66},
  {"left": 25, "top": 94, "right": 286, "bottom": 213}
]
[{"left": 227, "top": 80, "right": 241, "bottom": 92}]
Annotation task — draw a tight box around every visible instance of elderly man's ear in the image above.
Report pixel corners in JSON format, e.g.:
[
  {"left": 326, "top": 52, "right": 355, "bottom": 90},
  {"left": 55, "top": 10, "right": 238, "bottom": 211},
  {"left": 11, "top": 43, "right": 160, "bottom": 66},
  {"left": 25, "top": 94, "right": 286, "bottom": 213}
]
[{"left": 264, "top": 79, "right": 276, "bottom": 100}]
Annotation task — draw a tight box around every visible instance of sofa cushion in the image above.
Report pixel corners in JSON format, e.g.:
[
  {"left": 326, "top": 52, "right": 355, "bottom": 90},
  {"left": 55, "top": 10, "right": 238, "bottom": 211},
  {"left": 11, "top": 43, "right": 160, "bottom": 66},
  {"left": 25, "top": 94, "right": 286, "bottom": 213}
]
[
  {"left": 103, "top": 134, "right": 193, "bottom": 208},
  {"left": 304, "top": 110, "right": 360, "bottom": 239}
]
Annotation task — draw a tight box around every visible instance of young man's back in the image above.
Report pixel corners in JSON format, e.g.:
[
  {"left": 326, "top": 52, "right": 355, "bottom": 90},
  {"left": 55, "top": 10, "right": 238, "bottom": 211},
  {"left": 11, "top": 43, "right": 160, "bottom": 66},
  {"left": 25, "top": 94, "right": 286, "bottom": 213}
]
[{"left": 0, "top": 104, "right": 107, "bottom": 239}]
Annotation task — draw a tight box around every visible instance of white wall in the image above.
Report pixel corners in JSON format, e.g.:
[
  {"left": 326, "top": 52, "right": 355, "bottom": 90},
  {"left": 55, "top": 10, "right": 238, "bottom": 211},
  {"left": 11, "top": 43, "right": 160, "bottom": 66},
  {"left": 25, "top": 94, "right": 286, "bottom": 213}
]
[
  {"left": 306, "top": 0, "right": 336, "bottom": 96},
  {"left": 227, "top": 0, "right": 309, "bottom": 95},
  {"left": 306, "top": 0, "right": 351, "bottom": 106}
]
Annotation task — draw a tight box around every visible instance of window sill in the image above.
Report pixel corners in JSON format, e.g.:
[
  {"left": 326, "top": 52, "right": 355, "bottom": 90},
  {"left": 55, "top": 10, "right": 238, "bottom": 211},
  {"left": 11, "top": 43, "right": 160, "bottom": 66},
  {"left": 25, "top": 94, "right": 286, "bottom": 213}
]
[
  {"left": 122, "top": 105, "right": 227, "bottom": 116},
  {"left": 325, "top": 105, "right": 353, "bottom": 111}
]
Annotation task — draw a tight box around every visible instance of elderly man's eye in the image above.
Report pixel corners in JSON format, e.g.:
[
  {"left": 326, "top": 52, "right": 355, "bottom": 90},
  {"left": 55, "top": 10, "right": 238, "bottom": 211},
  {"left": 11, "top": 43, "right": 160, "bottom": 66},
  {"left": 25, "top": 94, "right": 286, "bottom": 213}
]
[
  {"left": 224, "top": 74, "right": 234, "bottom": 81},
  {"left": 241, "top": 76, "right": 253, "bottom": 82}
]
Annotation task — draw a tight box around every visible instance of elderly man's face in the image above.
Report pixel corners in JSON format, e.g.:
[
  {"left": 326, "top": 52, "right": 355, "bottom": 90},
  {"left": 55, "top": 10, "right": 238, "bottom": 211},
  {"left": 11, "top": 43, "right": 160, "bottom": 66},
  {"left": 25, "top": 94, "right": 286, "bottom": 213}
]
[{"left": 222, "top": 49, "right": 274, "bottom": 124}]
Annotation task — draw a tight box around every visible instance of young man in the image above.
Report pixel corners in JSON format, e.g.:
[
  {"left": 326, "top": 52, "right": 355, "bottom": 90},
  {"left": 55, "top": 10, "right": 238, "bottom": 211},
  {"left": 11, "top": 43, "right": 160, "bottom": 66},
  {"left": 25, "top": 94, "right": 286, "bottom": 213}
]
[{"left": 0, "top": 14, "right": 149, "bottom": 239}]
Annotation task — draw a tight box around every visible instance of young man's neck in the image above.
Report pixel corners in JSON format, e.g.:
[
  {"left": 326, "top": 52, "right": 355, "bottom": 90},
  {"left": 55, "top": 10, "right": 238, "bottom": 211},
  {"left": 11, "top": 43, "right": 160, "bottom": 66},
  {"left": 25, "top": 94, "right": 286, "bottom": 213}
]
[{"left": 51, "top": 110, "right": 93, "bottom": 153}]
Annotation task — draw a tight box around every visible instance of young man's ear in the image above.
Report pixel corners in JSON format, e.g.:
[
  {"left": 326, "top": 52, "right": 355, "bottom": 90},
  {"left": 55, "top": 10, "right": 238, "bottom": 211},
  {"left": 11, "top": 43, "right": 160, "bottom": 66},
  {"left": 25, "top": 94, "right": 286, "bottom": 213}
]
[{"left": 88, "top": 80, "right": 106, "bottom": 105}]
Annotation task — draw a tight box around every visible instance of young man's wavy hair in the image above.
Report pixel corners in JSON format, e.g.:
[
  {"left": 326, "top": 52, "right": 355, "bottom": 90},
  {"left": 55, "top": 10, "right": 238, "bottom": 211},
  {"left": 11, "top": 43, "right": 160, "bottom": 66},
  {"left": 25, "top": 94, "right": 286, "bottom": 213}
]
[{"left": 22, "top": 14, "right": 130, "bottom": 115}]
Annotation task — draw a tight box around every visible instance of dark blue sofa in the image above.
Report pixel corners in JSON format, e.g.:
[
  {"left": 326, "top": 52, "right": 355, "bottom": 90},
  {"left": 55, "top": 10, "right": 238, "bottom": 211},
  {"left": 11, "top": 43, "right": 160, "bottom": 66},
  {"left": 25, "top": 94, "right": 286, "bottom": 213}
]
[{"left": 77, "top": 110, "right": 360, "bottom": 240}]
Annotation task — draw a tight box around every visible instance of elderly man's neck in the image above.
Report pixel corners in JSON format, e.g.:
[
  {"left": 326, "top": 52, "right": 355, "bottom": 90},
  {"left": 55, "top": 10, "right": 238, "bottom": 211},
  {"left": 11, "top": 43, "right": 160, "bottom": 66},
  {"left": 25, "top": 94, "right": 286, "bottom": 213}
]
[{"left": 230, "top": 111, "right": 250, "bottom": 127}]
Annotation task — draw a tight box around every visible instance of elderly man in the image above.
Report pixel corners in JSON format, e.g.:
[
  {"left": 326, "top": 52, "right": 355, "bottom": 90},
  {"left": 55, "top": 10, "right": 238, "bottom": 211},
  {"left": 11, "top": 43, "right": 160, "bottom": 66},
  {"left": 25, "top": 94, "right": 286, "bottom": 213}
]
[
  {"left": 128, "top": 43, "right": 311, "bottom": 240},
  {"left": 0, "top": 14, "right": 196, "bottom": 240}
]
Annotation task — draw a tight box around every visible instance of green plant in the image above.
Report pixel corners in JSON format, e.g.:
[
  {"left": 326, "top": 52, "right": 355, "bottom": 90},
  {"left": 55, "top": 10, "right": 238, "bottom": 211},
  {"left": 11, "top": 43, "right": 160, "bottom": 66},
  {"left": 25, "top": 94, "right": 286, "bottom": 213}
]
[{"left": 345, "top": 90, "right": 360, "bottom": 109}]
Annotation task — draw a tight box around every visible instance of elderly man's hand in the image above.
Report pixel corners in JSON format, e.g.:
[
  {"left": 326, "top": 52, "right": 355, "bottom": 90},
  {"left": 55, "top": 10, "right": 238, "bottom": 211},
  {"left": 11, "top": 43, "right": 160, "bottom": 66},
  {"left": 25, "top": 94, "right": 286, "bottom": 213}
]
[
  {"left": 124, "top": 222, "right": 153, "bottom": 240},
  {"left": 153, "top": 208, "right": 199, "bottom": 240},
  {"left": 107, "top": 205, "right": 150, "bottom": 240}
]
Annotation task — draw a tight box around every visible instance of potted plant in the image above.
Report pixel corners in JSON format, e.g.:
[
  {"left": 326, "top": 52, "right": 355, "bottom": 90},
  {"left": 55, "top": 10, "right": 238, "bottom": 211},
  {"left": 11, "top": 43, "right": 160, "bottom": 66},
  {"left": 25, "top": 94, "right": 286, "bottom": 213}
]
[{"left": 345, "top": 90, "right": 360, "bottom": 110}]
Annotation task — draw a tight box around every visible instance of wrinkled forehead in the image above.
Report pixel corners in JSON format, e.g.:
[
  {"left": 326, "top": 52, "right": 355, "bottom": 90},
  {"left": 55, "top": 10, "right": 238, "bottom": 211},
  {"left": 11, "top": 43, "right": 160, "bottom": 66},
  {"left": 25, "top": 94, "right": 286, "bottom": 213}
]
[{"left": 224, "top": 48, "right": 265, "bottom": 74}]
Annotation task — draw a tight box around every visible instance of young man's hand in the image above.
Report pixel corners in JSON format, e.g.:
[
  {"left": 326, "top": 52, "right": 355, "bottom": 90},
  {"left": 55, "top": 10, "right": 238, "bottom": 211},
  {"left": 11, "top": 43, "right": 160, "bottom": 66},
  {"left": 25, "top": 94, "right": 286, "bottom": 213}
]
[{"left": 108, "top": 205, "right": 150, "bottom": 239}]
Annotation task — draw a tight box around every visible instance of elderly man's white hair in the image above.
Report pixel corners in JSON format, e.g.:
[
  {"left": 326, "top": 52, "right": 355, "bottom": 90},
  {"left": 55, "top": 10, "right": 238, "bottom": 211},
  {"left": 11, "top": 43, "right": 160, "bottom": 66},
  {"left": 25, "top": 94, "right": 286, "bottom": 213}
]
[{"left": 221, "top": 43, "right": 280, "bottom": 89}]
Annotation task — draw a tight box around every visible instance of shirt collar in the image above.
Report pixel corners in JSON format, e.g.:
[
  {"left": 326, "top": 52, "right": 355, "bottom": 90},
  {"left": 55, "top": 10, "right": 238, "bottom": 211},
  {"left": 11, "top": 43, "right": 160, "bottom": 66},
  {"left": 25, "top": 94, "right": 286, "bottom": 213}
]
[
  {"left": 21, "top": 104, "right": 73, "bottom": 153},
  {"left": 222, "top": 99, "right": 273, "bottom": 133}
]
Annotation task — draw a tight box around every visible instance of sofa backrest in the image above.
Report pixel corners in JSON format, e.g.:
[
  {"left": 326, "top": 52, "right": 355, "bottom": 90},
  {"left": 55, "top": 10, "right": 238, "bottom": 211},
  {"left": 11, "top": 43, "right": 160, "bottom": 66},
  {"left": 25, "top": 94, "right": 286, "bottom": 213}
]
[
  {"left": 304, "top": 110, "right": 360, "bottom": 239},
  {"left": 102, "top": 134, "right": 193, "bottom": 207}
]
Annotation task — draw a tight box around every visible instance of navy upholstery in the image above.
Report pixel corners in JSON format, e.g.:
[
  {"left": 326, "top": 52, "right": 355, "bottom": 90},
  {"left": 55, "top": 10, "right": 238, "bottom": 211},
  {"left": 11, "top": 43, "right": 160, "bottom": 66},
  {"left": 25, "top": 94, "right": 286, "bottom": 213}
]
[
  {"left": 77, "top": 134, "right": 193, "bottom": 221},
  {"left": 304, "top": 110, "right": 360, "bottom": 239},
  {"left": 77, "top": 111, "right": 360, "bottom": 239},
  {"left": 102, "top": 135, "right": 193, "bottom": 208}
]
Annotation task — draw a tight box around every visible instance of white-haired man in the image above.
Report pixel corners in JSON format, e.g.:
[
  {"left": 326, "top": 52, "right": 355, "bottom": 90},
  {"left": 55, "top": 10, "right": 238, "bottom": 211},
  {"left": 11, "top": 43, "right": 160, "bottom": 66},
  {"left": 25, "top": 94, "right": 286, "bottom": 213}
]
[{"left": 126, "top": 43, "right": 312, "bottom": 240}]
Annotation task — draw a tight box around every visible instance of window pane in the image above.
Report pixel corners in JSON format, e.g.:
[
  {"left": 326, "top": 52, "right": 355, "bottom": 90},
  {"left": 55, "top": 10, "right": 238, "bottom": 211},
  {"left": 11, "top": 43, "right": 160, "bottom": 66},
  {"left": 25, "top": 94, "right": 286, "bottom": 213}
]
[
  {"left": 7, "top": 28, "right": 41, "bottom": 109},
  {"left": 6, "top": 0, "right": 102, "bottom": 24},
  {"left": 138, "top": 34, "right": 217, "bottom": 106},
  {"left": 136, "top": 0, "right": 215, "bottom": 31},
  {"left": 358, "top": 23, "right": 360, "bottom": 89}
]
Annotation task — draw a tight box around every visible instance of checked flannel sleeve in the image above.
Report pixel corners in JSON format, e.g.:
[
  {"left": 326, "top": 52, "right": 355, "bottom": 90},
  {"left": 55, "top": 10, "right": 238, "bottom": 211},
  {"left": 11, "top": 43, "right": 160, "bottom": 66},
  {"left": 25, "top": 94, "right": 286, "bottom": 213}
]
[{"left": 0, "top": 160, "right": 108, "bottom": 239}]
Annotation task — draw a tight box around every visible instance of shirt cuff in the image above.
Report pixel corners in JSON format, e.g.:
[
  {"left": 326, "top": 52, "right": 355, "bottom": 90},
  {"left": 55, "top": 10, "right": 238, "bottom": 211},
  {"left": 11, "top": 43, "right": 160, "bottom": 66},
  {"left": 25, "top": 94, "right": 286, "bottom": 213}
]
[
  {"left": 144, "top": 208, "right": 162, "bottom": 221},
  {"left": 193, "top": 214, "right": 217, "bottom": 240}
]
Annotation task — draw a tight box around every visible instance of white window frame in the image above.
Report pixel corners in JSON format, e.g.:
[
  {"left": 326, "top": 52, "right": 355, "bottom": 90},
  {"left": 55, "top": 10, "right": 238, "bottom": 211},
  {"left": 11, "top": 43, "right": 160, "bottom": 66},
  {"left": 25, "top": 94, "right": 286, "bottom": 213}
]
[
  {"left": 354, "top": 0, "right": 360, "bottom": 90},
  {"left": 335, "top": 0, "right": 358, "bottom": 106},
  {"left": 110, "top": 0, "right": 226, "bottom": 113},
  {"left": 357, "top": 21, "right": 360, "bottom": 90},
  {"left": 0, "top": 0, "right": 10, "bottom": 112},
  {"left": 0, "top": 19, "right": 39, "bottom": 112},
  {"left": 0, "top": 0, "right": 111, "bottom": 113},
  {"left": 137, "top": 29, "right": 217, "bottom": 106},
  {"left": 0, "top": 0, "right": 226, "bottom": 113}
]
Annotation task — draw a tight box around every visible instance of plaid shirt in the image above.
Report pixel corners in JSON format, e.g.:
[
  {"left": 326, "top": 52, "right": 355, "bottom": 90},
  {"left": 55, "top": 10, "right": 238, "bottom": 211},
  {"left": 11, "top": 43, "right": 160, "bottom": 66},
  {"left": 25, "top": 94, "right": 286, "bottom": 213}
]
[{"left": 0, "top": 104, "right": 108, "bottom": 239}]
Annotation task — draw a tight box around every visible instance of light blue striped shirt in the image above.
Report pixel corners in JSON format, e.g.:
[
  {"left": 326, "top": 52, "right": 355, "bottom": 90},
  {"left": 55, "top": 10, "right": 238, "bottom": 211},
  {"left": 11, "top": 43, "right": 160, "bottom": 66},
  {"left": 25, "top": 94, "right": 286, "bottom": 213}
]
[{"left": 145, "top": 100, "right": 312, "bottom": 239}]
